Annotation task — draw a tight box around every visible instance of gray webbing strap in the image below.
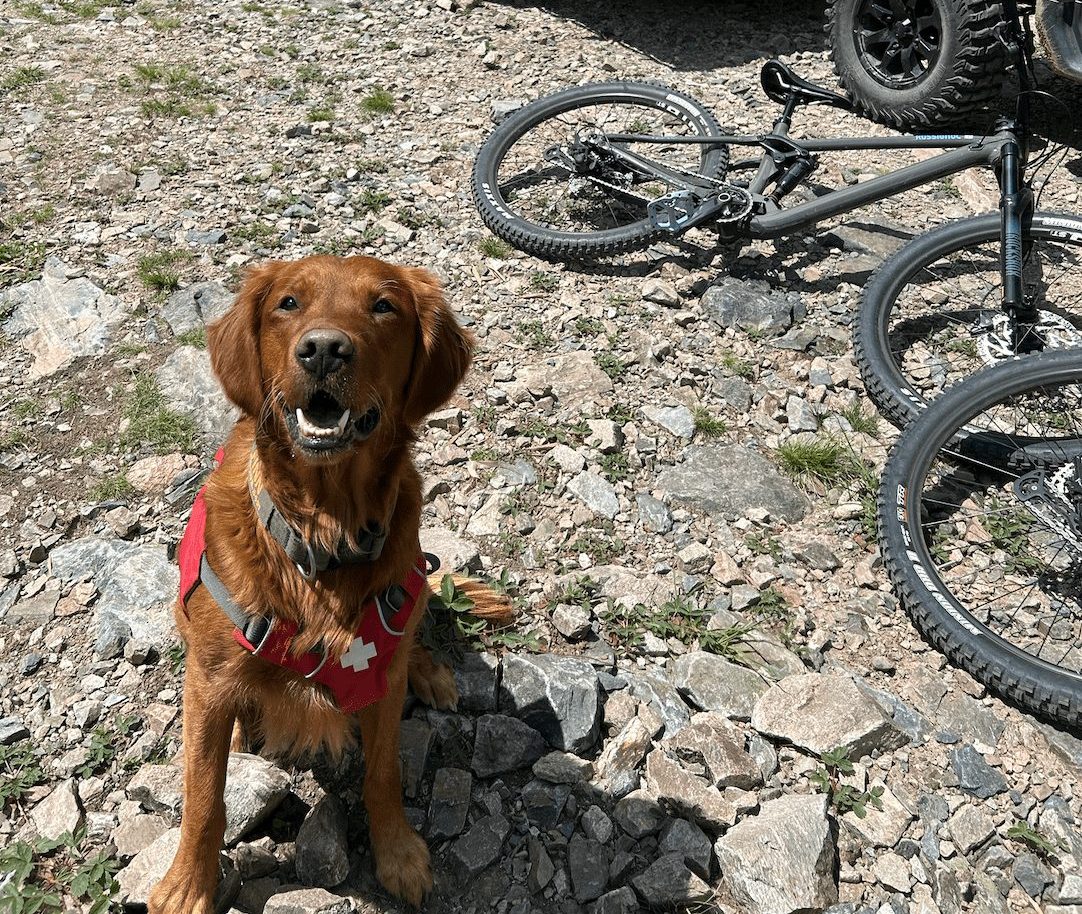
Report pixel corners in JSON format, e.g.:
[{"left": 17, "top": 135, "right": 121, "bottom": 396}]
[{"left": 199, "top": 554, "right": 273, "bottom": 652}]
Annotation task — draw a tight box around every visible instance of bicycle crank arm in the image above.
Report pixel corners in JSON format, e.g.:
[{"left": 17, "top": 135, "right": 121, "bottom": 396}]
[{"left": 648, "top": 186, "right": 754, "bottom": 234}]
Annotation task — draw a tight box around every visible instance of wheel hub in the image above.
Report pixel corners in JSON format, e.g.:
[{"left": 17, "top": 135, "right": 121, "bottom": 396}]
[
  {"left": 855, "top": 0, "right": 943, "bottom": 88},
  {"left": 975, "top": 310, "right": 1082, "bottom": 366}
]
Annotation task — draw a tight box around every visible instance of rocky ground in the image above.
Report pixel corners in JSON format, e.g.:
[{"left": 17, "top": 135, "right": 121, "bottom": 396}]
[{"left": 2, "top": 1, "right": 1082, "bottom": 913}]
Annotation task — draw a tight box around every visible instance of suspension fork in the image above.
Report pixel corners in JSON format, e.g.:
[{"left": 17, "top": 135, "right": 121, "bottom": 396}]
[{"left": 997, "top": 139, "right": 1037, "bottom": 350}]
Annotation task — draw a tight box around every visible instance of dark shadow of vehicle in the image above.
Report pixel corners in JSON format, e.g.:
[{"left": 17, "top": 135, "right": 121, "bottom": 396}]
[{"left": 487, "top": 0, "right": 828, "bottom": 72}]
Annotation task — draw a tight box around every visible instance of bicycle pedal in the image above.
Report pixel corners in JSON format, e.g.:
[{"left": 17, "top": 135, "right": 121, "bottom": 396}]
[{"left": 648, "top": 191, "right": 704, "bottom": 233}]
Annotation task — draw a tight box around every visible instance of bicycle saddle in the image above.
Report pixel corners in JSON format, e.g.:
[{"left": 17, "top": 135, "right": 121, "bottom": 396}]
[{"left": 760, "top": 60, "right": 853, "bottom": 111}]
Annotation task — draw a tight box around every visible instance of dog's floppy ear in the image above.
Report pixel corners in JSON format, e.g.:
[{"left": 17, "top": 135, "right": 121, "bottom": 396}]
[
  {"left": 403, "top": 268, "right": 474, "bottom": 426},
  {"left": 207, "top": 263, "right": 279, "bottom": 417}
]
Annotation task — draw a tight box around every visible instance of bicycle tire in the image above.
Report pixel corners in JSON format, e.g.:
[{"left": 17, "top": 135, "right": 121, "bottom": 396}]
[
  {"left": 879, "top": 348, "right": 1082, "bottom": 727},
  {"left": 472, "top": 82, "right": 728, "bottom": 261},
  {"left": 855, "top": 211, "right": 1082, "bottom": 429}
]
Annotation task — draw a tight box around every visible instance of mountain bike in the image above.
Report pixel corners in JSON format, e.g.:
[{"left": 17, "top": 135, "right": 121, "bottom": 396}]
[
  {"left": 879, "top": 348, "right": 1082, "bottom": 726},
  {"left": 471, "top": 0, "right": 1082, "bottom": 428}
]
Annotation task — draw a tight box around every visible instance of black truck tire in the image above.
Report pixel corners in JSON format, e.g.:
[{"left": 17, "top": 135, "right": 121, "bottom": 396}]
[{"left": 826, "top": 0, "right": 1009, "bottom": 130}]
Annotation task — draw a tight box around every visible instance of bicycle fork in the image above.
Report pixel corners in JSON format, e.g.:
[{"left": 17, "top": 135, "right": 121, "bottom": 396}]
[{"left": 997, "top": 138, "right": 1038, "bottom": 352}]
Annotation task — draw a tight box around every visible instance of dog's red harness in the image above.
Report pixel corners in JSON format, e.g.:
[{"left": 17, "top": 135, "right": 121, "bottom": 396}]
[{"left": 178, "top": 449, "right": 427, "bottom": 714}]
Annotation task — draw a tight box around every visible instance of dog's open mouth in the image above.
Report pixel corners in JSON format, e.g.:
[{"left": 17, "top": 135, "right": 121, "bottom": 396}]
[{"left": 284, "top": 390, "right": 380, "bottom": 454}]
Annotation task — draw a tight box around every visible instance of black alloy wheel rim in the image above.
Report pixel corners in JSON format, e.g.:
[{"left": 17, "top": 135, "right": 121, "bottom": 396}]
[{"left": 855, "top": 0, "right": 944, "bottom": 88}]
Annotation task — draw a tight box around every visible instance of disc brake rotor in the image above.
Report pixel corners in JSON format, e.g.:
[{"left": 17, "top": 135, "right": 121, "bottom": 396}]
[{"left": 976, "top": 311, "right": 1082, "bottom": 366}]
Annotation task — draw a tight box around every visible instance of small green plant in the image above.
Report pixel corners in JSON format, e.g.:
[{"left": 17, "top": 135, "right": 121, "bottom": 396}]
[
  {"left": 553, "top": 576, "right": 601, "bottom": 611},
  {"left": 599, "top": 451, "right": 630, "bottom": 483},
  {"left": 0, "top": 239, "right": 47, "bottom": 285},
  {"left": 0, "top": 739, "right": 44, "bottom": 809},
  {"left": 176, "top": 327, "right": 206, "bottom": 348},
  {"left": 121, "top": 374, "right": 197, "bottom": 453},
  {"left": 1006, "top": 820, "right": 1066, "bottom": 858},
  {"left": 574, "top": 316, "right": 604, "bottom": 337},
  {"left": 692, "top": 406, "right": 727, "bottom": 439},
  {"left": 136, "top": 249, "right": 190, "bottom": 292},
  {"left": 840, "top": 402, "right": 880, "bottom": 437},
  {"left": 296, "top": 63, "right": 327, "bottom": 84},
  {"left": 601, "top": 594, "right": 751, "bottom": 660},
  {"left": 395, "top": 206, "right": 441, "bottom": 231},
  {"left": 90, "top": 474, "right": 133, "bottom": 502},
  {"left": 479, "top": 236, "right": 511, "bottom": 258},
  {"left": 746, "top": 531, "right": 783, "bottom": 560},
  {"left": 516, "top": 319, "right": 554, "bottom": 349},
  {"left": 809, "top": 746, "right": 884, "bottom": 818},
  {"left": 529, "top": 271, "right": 559, "bottom": 293},
  {"left": 76, "top": 714, "right": 140, "bottom": 779},
  {"left": 165, "top": 641, "right": 186, "bottom": 674},
  {"left": 596, "top": 352, "right": 626, "bottom": 381},
  {"left": 983, "top": 497, "right": 1041, "bottom": 574},
  {"left": 776, "top": 435, "right": 867, "bottom": 491},
  {"left": 0, "top": 830, "right": 119, "bottom": 914},
  {"left": 361, "top": 87, "right": 394, "bottom": 117},
  {"left": 307, "top": 102, "right": 335, "bottom": 122},
  {"left": 358, "top": 189, "right": 391, "bottom": 213}
]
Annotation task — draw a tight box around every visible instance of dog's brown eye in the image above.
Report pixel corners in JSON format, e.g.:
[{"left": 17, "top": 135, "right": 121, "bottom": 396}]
[
  {"left": 373, "top": 298, "right": 394, "bottom": 314},
  {"left": 278, "top": 296, "right": 299, "bottom": 312}
]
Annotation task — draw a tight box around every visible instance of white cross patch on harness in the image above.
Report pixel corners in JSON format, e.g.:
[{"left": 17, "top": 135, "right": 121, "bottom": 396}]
[{"left": 341, "top": 636, "right": 378, "bottom": 672}]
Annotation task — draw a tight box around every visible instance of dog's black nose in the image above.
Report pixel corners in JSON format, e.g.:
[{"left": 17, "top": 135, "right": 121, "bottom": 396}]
[{"left": 295, "top": 329, "right": 354, "bottom": 379}]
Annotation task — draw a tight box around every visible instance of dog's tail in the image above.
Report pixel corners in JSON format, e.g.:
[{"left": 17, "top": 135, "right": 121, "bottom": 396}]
[{"left": 428, "top": 573, "right": 516, "bottom": 625}]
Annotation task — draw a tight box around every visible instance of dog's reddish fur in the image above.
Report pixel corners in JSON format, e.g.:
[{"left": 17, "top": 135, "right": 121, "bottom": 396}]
[{"left": 149, "top": 256, "right": 502, "bottom": 913}]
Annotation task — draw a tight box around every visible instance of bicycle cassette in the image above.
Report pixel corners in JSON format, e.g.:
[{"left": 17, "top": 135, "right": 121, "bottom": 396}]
[{"left": 648, "top": 185, "right": 753, "bottom": 233}]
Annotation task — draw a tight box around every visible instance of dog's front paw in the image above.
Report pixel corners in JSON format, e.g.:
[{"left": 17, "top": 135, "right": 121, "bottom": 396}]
[
  {"left": 409, "top": 649, "right": 459, "bottom": 711},
  {"left": 148, "top": 868, "right": 218, "bottom": 914},
  {"left": 374, "top": 825, "right": 433, "bottom": 908}
]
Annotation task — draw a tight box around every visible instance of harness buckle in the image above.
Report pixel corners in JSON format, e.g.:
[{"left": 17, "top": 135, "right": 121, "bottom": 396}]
[{"left": 295, "top": 540, "right": 318, "bottom": 582}]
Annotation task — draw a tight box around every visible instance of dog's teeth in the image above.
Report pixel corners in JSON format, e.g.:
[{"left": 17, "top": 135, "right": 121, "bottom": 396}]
[{"left": 336, "top": 409, "right": 350, "bottom": 432}]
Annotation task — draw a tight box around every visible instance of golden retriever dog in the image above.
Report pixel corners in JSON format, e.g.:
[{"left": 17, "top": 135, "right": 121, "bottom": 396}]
[{"left": 149, "top": 255, "right": 506, "bottom": 913}]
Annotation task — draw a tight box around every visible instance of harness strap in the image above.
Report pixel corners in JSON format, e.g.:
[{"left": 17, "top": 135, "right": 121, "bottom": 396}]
[{"left": 253, "top": 484, "right": 389, "bottom": 580}]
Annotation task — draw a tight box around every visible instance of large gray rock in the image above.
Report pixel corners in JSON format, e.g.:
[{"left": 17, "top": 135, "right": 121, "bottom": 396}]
[
  {"left": 428, "top": 768, "right": 471, "bottom": 840},
  {"left": 626, "top": 671, "right": 691, "bottom": 737},
  {"left": 161, "top": 281, "right": 233, "bottom": 336},
  {"left": 751, "top": 673, "right": 906, "bottom": 758},
  {"left": 420, "top": 526, "right": 481, "bottom": 573},
  {"left": 116, "top": 829, "right": 238, "bottom": 907},
  {"left": 518, "top": 350, "right": 613, "bottom": 402},
  {"left": 632, "top": 852, "right": 713, "bottom": 907},
  {"left": 566, "top": 471, "right": 620, "bottom": 520},
  {"left": 451, "top": 813, "right": 510, "bottom": 877},
  {"left": 644, "top": 749, "right": 738, "bottom": 833},
  {"left": 471, "top": 714, "right": 547, "bottom": 777},
  {"left": 30, "top": 779, "right": 82, "bottom": 842},
  {"left": 155, "top": 346, "right": 237, "bottom": 437},
  {"left": 673, "top": 652, "right": 769, "bottom": 720},
  {"left": 700, "top": 277, "right": 805, "bottom": 337},
  {"left": 593, "top": 716, "right": 653, "bottom": 799},
  {"left": 1, "top": 259, "right": 127, "bottom": 378},
  {"left": 50, "top": 537, "right": 177, "bottom": 657},
  {"left": 840, "top": 782, "right": 914, "bottom": 847},
  {"left": 946, "top": 803, "right": 995, "bottom": 855},
  {"left": 263, "top": 888, "right": 352, "bottom": 914},
  {"left": 295, "top": 796, "right": 350, "bottom": 888},
  {"left": 223, "top": 754, "right": 292, "bottom": 845},
  {"left": 664, "top": 713, "right": 762, "bottom": 791},
  {"left": 950, "top": 745, "right": 1008, "bottom": 799},
  {"left": 656, "top": 445, "right": 808, "bottom": 523},
  {"left": 714, "top": 794, "right": 838, "bottom": 914},
  {"left": 453, "top": 651, "right": 499, "bottom": 713},
  {"left": 499, "top": 654, "right": 602, "bottom": 754},
  {"left": 568, "top": 833, "right": 611, "bottom": 902}
]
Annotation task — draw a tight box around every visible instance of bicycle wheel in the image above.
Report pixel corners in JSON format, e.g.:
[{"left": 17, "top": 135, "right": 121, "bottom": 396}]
[
  {"left": 855, "top": 211, "right": 1082, "bottom": 429},
  {"left": 472, "top": 82, "right": 728, "bottom": 261},
  {"left": 879, "top": 349, "right": 1082, "bottom": 726}
]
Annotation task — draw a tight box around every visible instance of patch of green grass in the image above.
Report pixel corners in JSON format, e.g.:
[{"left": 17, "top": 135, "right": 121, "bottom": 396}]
[
  {"left": 479, "top": 237, "right": 511, "bottom": 258},
  {"left": 569, "top": 529, "right": 624, "bottom": 564},
  {"left": 355, "top": 157, "right": 387, "bottom": 174},
  {"left": 395, "top": 206, "right": 442, "bottom": 231},
  {"left": 121, "top": 375, "right": 197, "bottom": 453},
  {"left": 574, "top": 315, "right": 604, "bottom": 337},
  {"left": 0, "top": 65, "right": 46, "bottom": 96},
  {"left": 0, "top": 240, "right": 47, "bottom": 285},
  {"left": 133, "top": 62, "right": 209, "bottom": 95},
  {"left": 360, "top": 87, "right": 394, "bottom": 117},
  {"left": 296, "top": 63, "right": 328, "bottom": 84},
  {"left": 746, "top": 531, "right": 783, "bottom": 560},
  {"left": 516, "top": 319, "right": 554, "bottom": 349},
  {"left": 0, "top": 429, "right": 34, "bottom": 452},
  {"left": 721, "top": 351, "right": 754, "bottom": 380},
  {"left": 307, "top": 102, "right": 335, "bottom": 122},
  {"left": 841, "top": 402, "right": 880, "bottom": 437},
  {"left": 232, "top": 221, "right": 277, "bottom": 243},
  {"left": 692, "top": 406, "right": 726, "bottom": 439},
  {"left": 382, "top": 39, "right": 401, "bottom": 50},
  {"left": 602, "top": 594, "right": 754, "bottom": 662},
  {"left": 90, "top": 474, "right": 133, "bottom": 502},
  {"left": 596, "top": 352, "right": 626, "bottom": 381},
  {"left": 176, "top": 327, "right": 206, "bottom": 348},
  {"left": 809, "top": 746, "right": 885, "bottom": 818},
  {"left": 983, "top": 497, "right": 1042, "bottom": 574},
  {"left": 140, "top": 97, "right": 192, "bottom": 118},
  {"left": 776, "top": 436, "right": 854, "bottom": 489},
  {"left": 0, "top": 830, "right": 119, "bottom": 914},
  {"left": 529, "top": 271, "right": 559, "bottom": 293},
  {"left": 136, "top": 249, "right": 190, "bottom": 292},
  {"left": 0, "top": 739, "right": 44, "bottom": 810},
  {"left": 14, "top": 1, "right": 61, "bottom": 23}
]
